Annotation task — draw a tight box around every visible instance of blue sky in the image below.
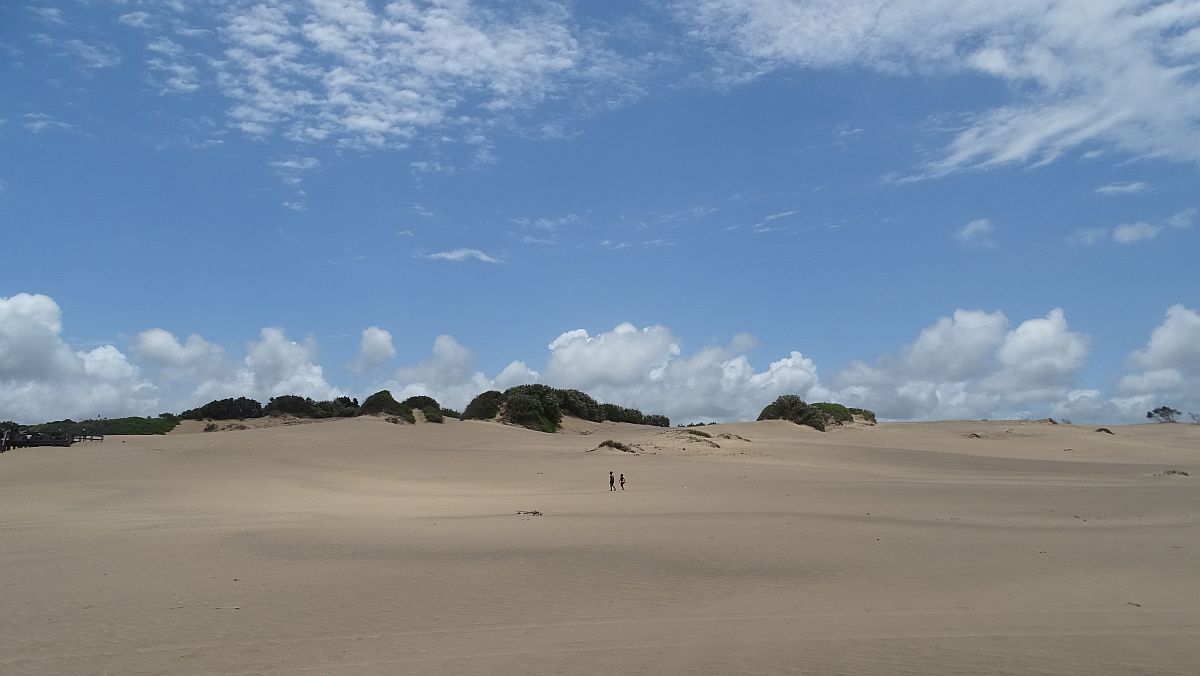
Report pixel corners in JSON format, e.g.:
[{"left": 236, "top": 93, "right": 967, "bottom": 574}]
[{"left": 2, "top": 0, "right": 1199, "bottom": 424}]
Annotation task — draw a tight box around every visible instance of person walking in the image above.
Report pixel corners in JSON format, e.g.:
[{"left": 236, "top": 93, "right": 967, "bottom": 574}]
[
  {"left": 609, "top": 471, "right": 616, "bottom": 491},
  {"left": 619, "top": 473, "right": 626, "bottom": 490}
]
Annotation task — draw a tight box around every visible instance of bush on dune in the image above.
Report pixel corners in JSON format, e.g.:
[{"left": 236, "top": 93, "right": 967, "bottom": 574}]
[
  {"left": 758, "top": 395, "right": 876, "bottom": 431},
  {"left": 358, "top": 390, "right": 414, "bottom": 423},
  {"left": 180, "top": 397, "right": 263, "bottom": 421},
  {"left": 502, "top": 385, "right": 563, "bottom": 433},
  {"left": 462, "top": 391, "right": 504, "bottom": 420}
]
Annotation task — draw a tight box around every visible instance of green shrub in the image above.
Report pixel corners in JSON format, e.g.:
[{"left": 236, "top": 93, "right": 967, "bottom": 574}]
[
  {"left": 180, "top": 397, "right": 263, "bottom": 421},
  {"left": 597, "top": 439, "right": 634, "bottom": 452},
  {"left": 462, "top": 391, "right": 504, "bottom": 420},
  {"left": 461, "top": 386, "right": 669, "bottom": 432},
  {"left": 264, "top": 395, "right": 317, "bottom": 417},
  {"left": 358, "top": 390, "right": 414, "bottom": 423},
  {"left": 601, "top": 403, "right": 645, "bottom": 425},
  {"left": 503, "top": 385, "right": 562, "bottom": 432},
  {"left": 559, "top": 388, "right": 603, "bottom": 421},
  {"left": 440, "top": 408, "right": 461, "bottom": 420},
  {"left": 848, "top": 407, "right": 877, "bottom": 423},
  {"left": 313, "top": 396, "right": 359, "bottom": 418},
  {"left": 421, "top": 405, "right": 444, "bottom": 423},
  {"left": 684, "top": 428, "right": 711, "bottom": 438},
  {"left": 401, "top": 395, "right": 439, "bottom": 411},
  {"left": 812, "top": 402, "right": 853, "bottom": 425},
  {"left": 23, "top": 416, "right": 180, "bottom": 435},
  {"left": 757, "top": 395, "right": 826, "bottom": 431}
]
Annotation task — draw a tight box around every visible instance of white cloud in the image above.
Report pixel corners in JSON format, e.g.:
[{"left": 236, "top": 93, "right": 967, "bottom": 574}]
[
  {"left": 30, "top": 7, "right": 65, "bottom": 25},
  {"left": 1130, "top": 304, "right": 1200, "bottom": 374},
  {"left": 22, "top": 112, "right": 75, "bottom": 134},
  {"left": 62, "top": 39, "right": 122, "bottom": 70},
  {"left": 146, "top": 37, "right": 200, "bottom": 94},
  {"left": 677, "top": 0, "right": 1200, "bottom": 175},
  {"left": 542, "top": 323, "right": 823, "bottom": 423},
  {"left": 1072, "top": 208, "right": 1194, "bottom": 246},
  {"left": 191, "top": 328, "right": 340, "bottom": 403},
  {"left": 120, "top": 12, "right": 154, "bottom": 29},
  {"left": 270, "top": 156, "right": 320, "bottom": 172},
  {"left": 1095, "top": 181, "right": 1150, "bottom": 196},
  {"left": 831, "top": 308, "right": 1089, "bottom": 420},
  {"left": 350, "top": 326, "right": 395, "bottom": 373},
  {"left": 0, "top": 293, "right": 158, "bottom": 422},
  {"left": 1112, "top": 221, "right": 1161, "bottom": 244},
  {"left": 381, "top": 335, "right": 535, "bottom": 410},
  {"left": 1070, "top": 304, "right": 1200, "bottom": 419},
  {"left": 955, "top": 218, "right": 995, "bottom": 247},
  {"left": 1069, "top": 227, "right": 1109, "bottom": 246},
  {"left": 199, "top": 0, "right": 629, "bottom": 150},
  {"left": 424, "top": 248, "right": 502, "bottom": 263},
  {"left": 133, "top": 328, "right": 225, "bottom": 378}
]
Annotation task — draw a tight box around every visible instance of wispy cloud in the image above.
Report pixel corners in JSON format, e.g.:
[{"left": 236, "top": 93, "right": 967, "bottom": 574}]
[
  {"left": 1072, "top": 208, "right": 1195, "bottom": 246},
  {"left": 677, "top": 1, "right": 1200, "bottom": 177},
  {"left": 29, "top": 7, "right": 65, "bottom": 25},
  {"left": 955, "top": 218, "right": 995, "bottom": 248},
  {"left": 200, "top": 1, "right": 636, "bottom": 152},
  {"left": 22, "top": 112, "right": 75, "bottom": 134},
  {"left": 62, "top": 39, "right": 122, "bottom": 70},
  {"left": 270, "top": 157, "right": 320, "bottom": 173},
  {"left": 146, "top": 37, "right": 199, "bottom": 94},
  {"left": 1095, "top": 181, "right": 1150, "bottom": 196},
  {"left": 424, "top": 248, "right": 503, "bottom": 264}
]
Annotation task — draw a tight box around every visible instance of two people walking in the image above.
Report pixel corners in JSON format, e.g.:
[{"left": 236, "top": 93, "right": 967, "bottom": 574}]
[{"left": 609, "top": 471, "right": 625, "bottom": 491}]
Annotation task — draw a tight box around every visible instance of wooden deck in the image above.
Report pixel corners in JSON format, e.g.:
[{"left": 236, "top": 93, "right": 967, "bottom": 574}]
[{"left": 2, "top": 431, "right": 103, "bottom": 452}]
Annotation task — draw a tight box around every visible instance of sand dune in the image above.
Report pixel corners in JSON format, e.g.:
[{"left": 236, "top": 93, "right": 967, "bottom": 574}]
[{"left": 2, "top": 418, "right": 1198, "bottom": 675}]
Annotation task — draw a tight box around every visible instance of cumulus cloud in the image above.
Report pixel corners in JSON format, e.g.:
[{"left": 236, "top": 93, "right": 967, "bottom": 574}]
[
  {"left": 831, "top": 308, "right": 1089, "bottom": 420},
  {"left": 955, "top": 218, "right": 994, "bottom": 247},
  {"left": 0, "top": 293, "right": 157, "bottom": 422},
  {"left": 676, "top": 0, "right": 1200, "bottom": 176},
  {"left": 542, "top": 323, "right": 823, "bottom": 423},
  {"left": 1057, "top": 304, "right": 1200, "bottom": 420},
  {"left": 133, "top": 328, "right": 225, "bottom": 379},
  {"left": 381, "top": 335, "right": 537, "bottom": 410},
  {"left": 1118, "top": 305, "right": 1200, "bottom": 415},
  {"left": 190, "top": 328, "right": 340, "bottom": 404},
  {"left": 350, "top": 326, "right": 396, "bottom": 373},
  {"left": 424, "top": 248, "right": 502, "bottom": 263}
]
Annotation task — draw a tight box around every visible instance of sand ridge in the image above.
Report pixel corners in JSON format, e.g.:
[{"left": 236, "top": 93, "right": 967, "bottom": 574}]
[{"left": 2, "top": 418, "right": 1198, "bottom": 675}]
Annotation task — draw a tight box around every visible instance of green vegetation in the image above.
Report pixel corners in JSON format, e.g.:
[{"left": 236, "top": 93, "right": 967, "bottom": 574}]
[
  {"left": 848, "top": 407, "right": 877, "bottom": 423},
  {"left": 180, "top": 397, "right": 264, "bottom": 421},
  {"left": 597, "top": 439, "right": 635, "bottom": 453},
  {"left": 684, "top": 428, "right": 712, "bottom": 438},
  {"left": 757, "top": 394, "right": 827, "bottom": 431},
  {"left": 758, "top": 395, "right": 876, "bottom": 431},
  {"left": 462, "top": 390, "right": 504, "bottom": 420},
  {"left": 440, "top": 408, "right": 461, "bottom": 420},
  {"left": 811, "top": 402, "right": 853, "bottom": 425},
  {"left": 462, "top": 385, "right": 671, "bottom": 433},
  {"left": 263, "top": 395, "right": 359, "bottom": 419},
  {"left": 21, "top": 415, "right": 179, "bottom": 436},
  {"left": 503, "top": 385, "right": 563, "bottom": 433},
  {"left": 398, "top": 396, "right": 444, "bottom": 423},
  {"left": 358, "top": 390, "right": 413, "bottom": 422},
  {"left": 1147, "top": 405, "right": 1181, "bottom": 423}
]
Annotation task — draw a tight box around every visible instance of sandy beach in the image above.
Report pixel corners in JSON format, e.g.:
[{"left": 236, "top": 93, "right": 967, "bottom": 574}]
[{"left": 2, "top": 417, "right": 1198, "bottom": 675}]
